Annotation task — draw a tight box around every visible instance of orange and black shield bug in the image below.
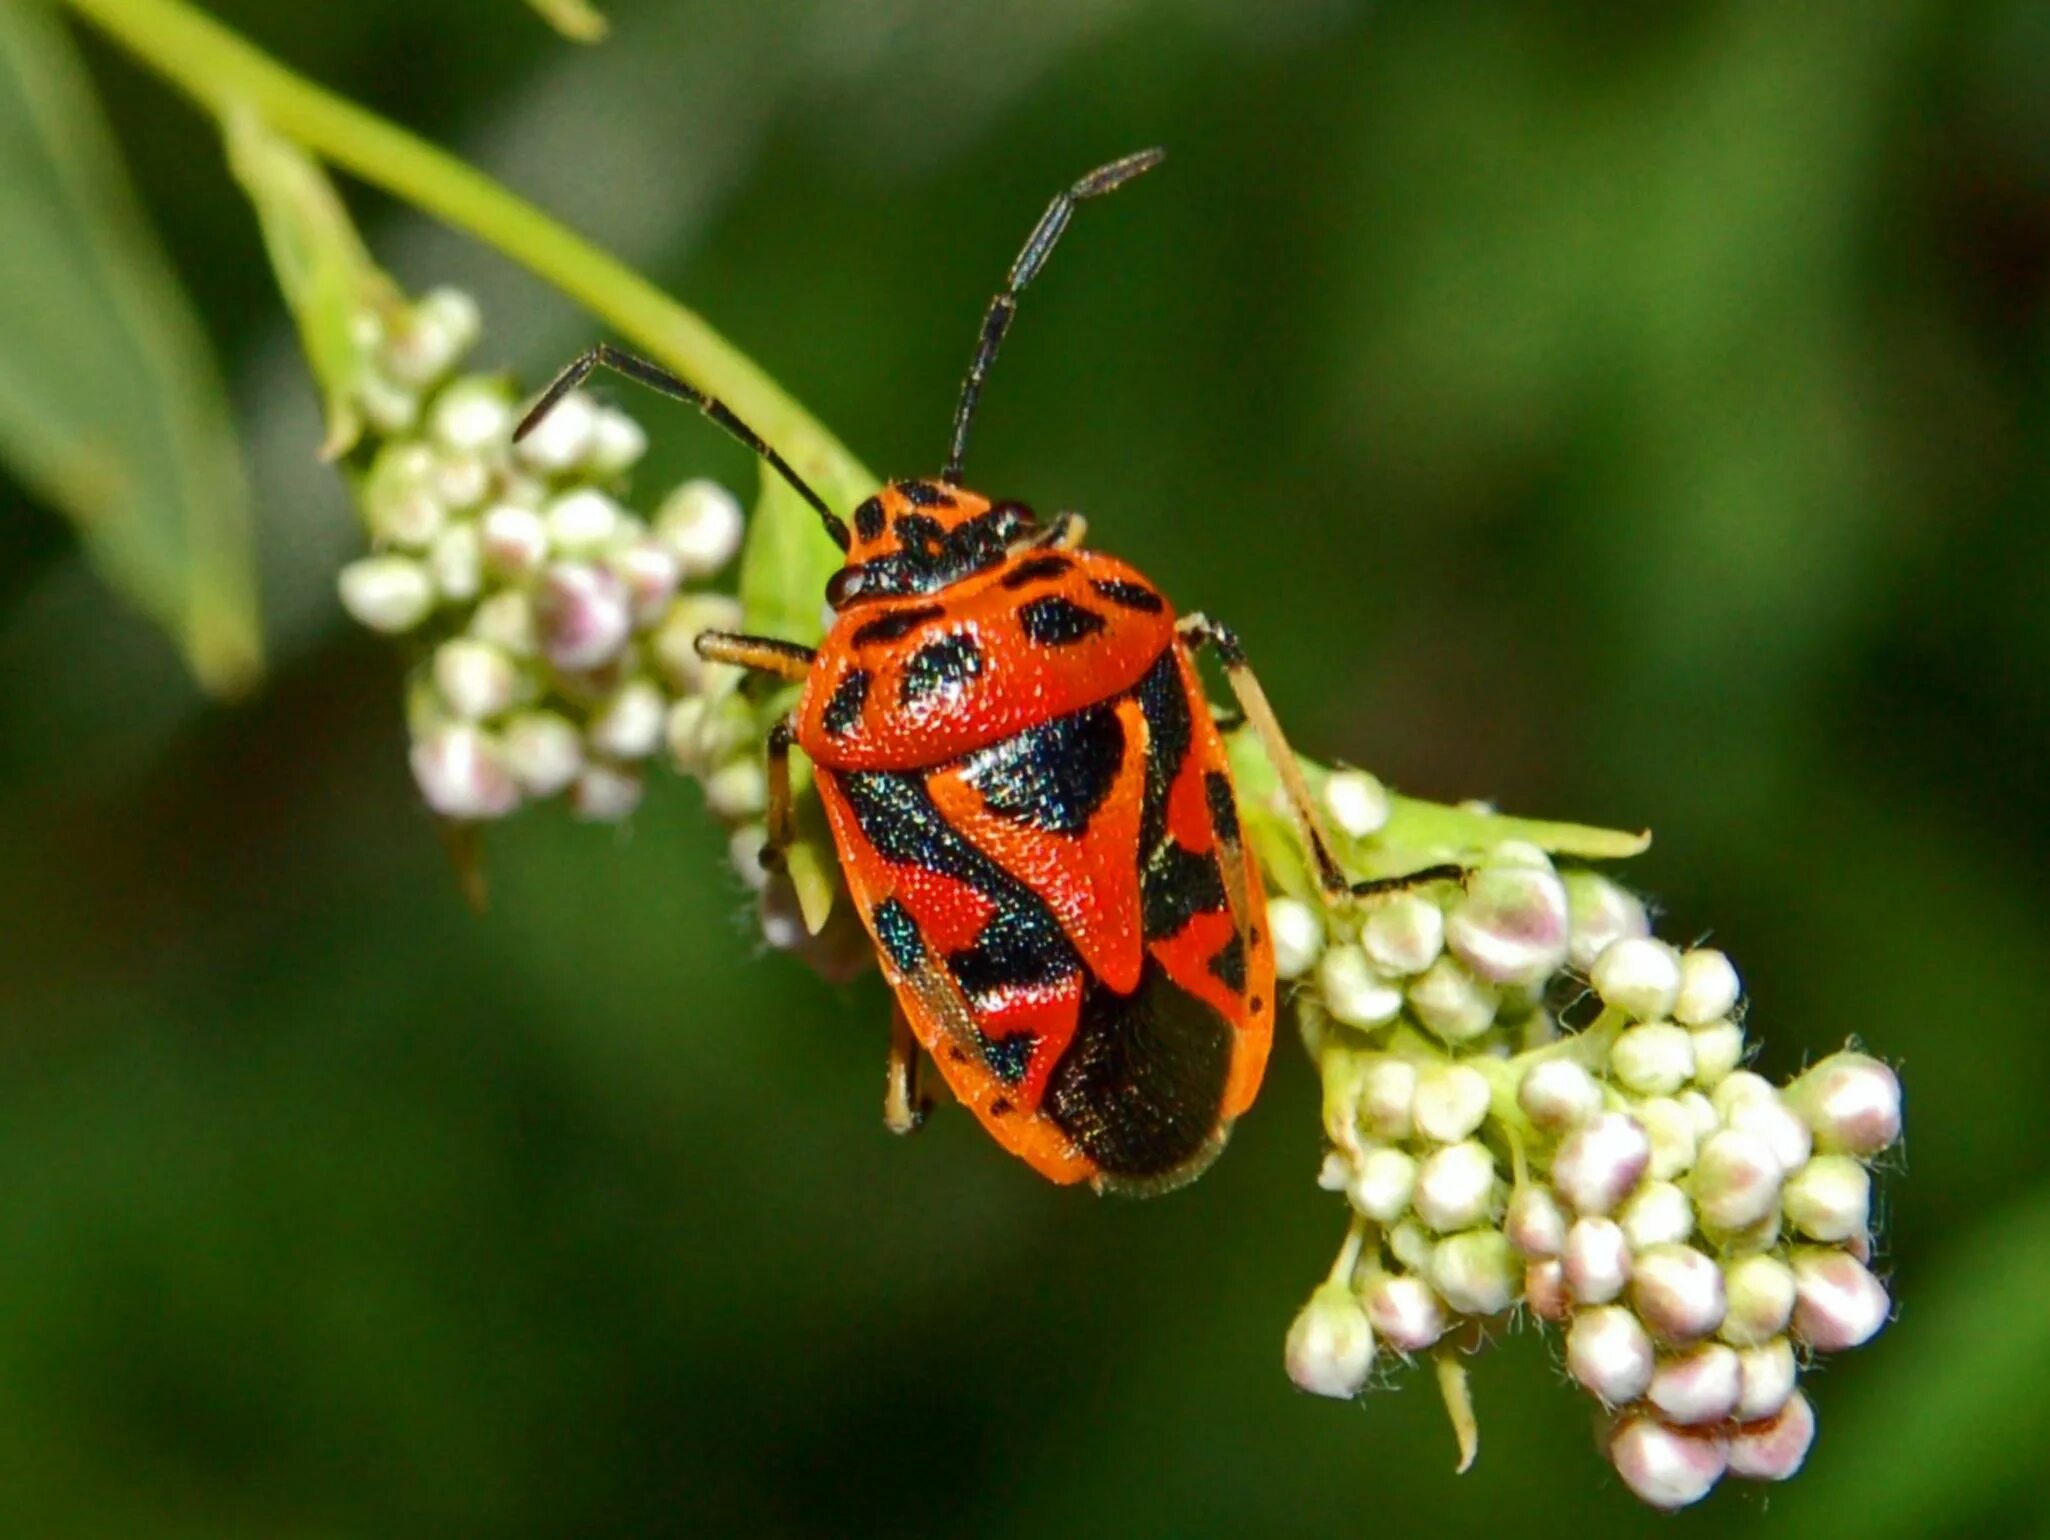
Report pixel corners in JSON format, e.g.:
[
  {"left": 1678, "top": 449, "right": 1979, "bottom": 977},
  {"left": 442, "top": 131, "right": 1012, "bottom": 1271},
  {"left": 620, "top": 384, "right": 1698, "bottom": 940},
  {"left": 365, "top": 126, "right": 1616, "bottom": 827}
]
[{"left": 520, "top": 150, "right": 1437, "bottom": 1193}]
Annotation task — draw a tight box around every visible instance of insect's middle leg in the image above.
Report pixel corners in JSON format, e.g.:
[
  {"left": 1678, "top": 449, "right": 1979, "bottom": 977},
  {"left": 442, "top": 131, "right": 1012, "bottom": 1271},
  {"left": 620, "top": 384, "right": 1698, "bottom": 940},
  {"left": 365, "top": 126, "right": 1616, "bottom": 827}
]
[
  {"left": 884, "top": 1004, "right": 930, "bottom": 1136},
  {"left": 696, "top": 629, "right": 815, "bottom": 874}
]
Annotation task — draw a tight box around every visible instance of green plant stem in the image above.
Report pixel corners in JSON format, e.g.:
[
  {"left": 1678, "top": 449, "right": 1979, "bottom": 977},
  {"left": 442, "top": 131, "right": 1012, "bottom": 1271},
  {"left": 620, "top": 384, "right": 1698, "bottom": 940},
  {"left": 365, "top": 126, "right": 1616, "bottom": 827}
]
[{"left": 55, "top": 0, "right": 873, "bottom": 511}]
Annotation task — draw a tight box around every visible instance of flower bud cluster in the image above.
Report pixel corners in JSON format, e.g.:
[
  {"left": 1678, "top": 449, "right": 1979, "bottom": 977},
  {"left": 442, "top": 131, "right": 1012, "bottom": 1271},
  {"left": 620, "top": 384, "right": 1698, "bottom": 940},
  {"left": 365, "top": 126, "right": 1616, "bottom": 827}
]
[
  {"left": 332, "top": 288, "right": 768, "bottom": 865},
  {"left": 1281, "top": 807, "right": 1901, "bottom": 1510}
]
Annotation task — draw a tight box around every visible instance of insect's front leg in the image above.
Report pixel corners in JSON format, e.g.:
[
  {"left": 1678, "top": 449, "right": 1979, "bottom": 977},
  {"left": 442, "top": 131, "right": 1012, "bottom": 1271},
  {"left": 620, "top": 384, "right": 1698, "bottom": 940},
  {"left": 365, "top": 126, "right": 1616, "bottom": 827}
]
[
  {"left": 1177, "top": 613, "right": 1468, "bottom": 903},
  {"left": 883, "top": 1003, "right": 931, "bottom": 1136}
]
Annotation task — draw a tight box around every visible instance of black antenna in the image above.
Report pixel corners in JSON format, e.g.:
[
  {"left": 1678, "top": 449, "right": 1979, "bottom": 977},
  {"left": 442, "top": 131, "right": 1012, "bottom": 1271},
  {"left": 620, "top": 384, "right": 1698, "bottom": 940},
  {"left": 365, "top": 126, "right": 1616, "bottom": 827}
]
[
  {"left": 943, "top": 147, "right": 1165, "bottom": 485},
  {"left": 516, "top": 343, "right": 850, "bottom": 552}
]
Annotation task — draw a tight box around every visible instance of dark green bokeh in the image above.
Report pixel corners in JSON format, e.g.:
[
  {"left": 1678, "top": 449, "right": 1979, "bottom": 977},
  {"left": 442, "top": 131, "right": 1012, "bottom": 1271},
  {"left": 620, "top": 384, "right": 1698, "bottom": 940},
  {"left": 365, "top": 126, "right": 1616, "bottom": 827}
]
[{"left": 2, "top": 0, "right": 2045, "bottom": 1533}]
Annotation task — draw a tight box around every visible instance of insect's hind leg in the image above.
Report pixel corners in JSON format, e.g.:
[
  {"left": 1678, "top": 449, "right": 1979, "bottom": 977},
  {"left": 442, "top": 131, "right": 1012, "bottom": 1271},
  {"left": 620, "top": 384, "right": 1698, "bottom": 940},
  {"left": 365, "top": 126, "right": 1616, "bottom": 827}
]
[
  {"left": 884, "top": 1004, "right": 931, "bottom": 1136},
  {"left": 1177, "top": 613, "right": 1468, "bottom": 903},
  {"left": 695, "top": 630, "right": 814, "bottom": 874}
]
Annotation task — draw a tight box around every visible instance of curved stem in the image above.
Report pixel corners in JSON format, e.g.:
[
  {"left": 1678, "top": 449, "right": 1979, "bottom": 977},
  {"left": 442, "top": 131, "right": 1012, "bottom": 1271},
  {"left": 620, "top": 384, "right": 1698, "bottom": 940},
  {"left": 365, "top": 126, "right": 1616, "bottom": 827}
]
[{"left": 56, "top": 0, "right": 874, "bottom": 511}]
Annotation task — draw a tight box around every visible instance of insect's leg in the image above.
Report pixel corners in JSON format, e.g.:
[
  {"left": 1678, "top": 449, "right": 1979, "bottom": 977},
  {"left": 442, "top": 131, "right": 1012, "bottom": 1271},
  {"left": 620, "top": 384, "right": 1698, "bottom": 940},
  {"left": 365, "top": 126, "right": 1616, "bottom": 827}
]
[
  {"left": 759, "top": 712, "right": 797, "bottom": 873},
  {"left": 884, "top": 1003, "right": 931, "bottom": 1136},
  {"left": 1178, "top": 614, "right": 1472, "bottom": 904}
]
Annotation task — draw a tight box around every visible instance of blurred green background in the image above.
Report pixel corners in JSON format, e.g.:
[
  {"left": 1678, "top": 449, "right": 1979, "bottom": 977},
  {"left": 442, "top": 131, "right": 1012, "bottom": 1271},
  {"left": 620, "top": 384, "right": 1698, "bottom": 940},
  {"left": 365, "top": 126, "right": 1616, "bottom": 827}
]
[{"left": 2, "top": 0, "right": 2046, "bottom": 1534}]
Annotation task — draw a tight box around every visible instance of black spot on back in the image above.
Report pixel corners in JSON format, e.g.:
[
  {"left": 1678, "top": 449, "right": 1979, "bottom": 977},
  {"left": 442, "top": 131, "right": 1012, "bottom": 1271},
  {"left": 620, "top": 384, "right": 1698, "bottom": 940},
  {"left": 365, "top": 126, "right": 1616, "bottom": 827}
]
[
  {"left": 899, "top": 632, "right": 983, "bottom": 708},
  {"left": 1143, "top": 841, "right": 1228, "bottom": 940},
  {"left": 1090, "top": 577, "right": 1165, "bottom": 614},
  {"left": 1134, "top": 648, "right": 1192, "bottom": 860},
  {"left": 853, "top": 497, "right": 886, "bottom": 542},
  {"left": 960, "top": 704, "right": 1126, "bottom": 834},
  {"left": 1204, "top": 769, "right": 1240, "bottom": 846},
  {"left": 898, "top": 480, "right": 956, "bottom": 508},
  {"left": 977, "top": 1030, "right": 1036, "bottom": 1085},
  {"left": 1206, "top": 931, "right": 1247, "bottom": 994},
  {"left": 822, "top": 669, "right": 871, "bottom": 737},
  {"left": 1044, "top": 960, "right": 1233, "bottom": 1183},
  {"left": 871, "top": 897, "right": 925, "bottom": 973},
  {"left": 948, "top": 906, "right": 1070, "bottom": 1004},
  {"left": 852, "top": 604, "right": 945, "bottom": 647},
  {"left": 1001, "top": 554, "right": 1075, "bottom": 589},
  {"left": 1019, "top": 595, "right": 1108, "bottom": 647}
]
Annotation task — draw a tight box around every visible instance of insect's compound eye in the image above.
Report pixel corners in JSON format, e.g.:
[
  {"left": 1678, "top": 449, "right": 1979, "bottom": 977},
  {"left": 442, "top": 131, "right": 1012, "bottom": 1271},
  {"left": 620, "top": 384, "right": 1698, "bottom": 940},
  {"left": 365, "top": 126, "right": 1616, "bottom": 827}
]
[
  {"left": 989, "top": 500, "right": 1038, "bottom": 541},
  {"left": 825, "top": 565, "right": 869, "bottom": 609}
]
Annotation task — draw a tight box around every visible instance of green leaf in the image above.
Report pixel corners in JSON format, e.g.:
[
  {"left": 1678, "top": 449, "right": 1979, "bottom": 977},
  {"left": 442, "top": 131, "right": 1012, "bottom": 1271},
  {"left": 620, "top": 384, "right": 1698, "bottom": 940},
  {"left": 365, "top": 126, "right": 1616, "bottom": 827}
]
[
  {"left": 524, "top": 0, "right": 609, "bottom": 43},
  {"left": 1378, "top": 796, "right": 1650, "bottom": 862},
  {"left": 0, "top": 2, "right": 259, "bottom": 695}
]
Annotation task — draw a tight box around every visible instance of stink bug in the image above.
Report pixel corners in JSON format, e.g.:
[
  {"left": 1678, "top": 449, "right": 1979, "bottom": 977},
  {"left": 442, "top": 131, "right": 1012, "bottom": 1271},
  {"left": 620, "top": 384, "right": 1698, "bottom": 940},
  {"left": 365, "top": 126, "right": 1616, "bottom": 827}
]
[{"left": 520, "top": 150, "right": 1455, "bottom": 1193}]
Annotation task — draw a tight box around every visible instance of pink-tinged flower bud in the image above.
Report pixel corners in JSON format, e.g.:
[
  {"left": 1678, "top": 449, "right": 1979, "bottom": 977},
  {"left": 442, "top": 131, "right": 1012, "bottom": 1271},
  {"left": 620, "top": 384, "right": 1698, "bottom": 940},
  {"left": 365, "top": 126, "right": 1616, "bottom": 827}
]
[
  {"left": 1552, "top": 1112, "right": 1652, "bottom": 1216},
  {"left": 1358, "top": 1056, "right": 1418, "bottom": 1140},
  {"left": 1322, "top": 767, "right": 1389, "bottom": 838},
  {"left": 1285, "top": 1281, "right": 1376, "bottom": 1398},
  {"left": 1348, "top": 1147, "right": 1416, "bottom": 1223},
  {"left": 1590, "top": 937, "right": 1682, "bottom": 1021},
  {"left": 1318, "top": 944, "right": 1403, "bottom": 1028},
  {"left": 1726, "top": 1391, "right": 1816, "bottom": 1482},
  {"left": 1611, "top": 1022, "right": 1695, "bottom": 1096},
  {"left": 1428, "top": 1230, "right": 1520, "bottom": 1316},
  {"left": 502, "top": 709, "right": 584, "bottom": 798},
  {"left": 1363, "top": 1273, "right": 1447, "bottom": 1353},
  {"left": 1783, "top": 1154, "right": 1871, "bottom": 1243},
  {"left": 1638, "top": 1096, "right": 1698, "bottom": 1181},
  {"left": 1563, "top": 870, "right": 1650, "bottom": 972},
  {"left": 480, "top": 503, "right": 551, "bottom": 578},
  {"left": 1724, "top": 1094, "right": 1813, "bottom": 1175},
  {"left": 1519, "top": 1058, "right": 1601, "bottom": 1132},
  {"left": 570, "top": 760, "right": 643, "bottom": 822},
  {"left": 1673, "top": 948, "right": 1741, "bottom": 1026},
  {"left": 1413, "top": 1062, "right": 1491, "bottom": 1143},
  {"left": 588, "top": 678, "right": 668, "bottom": 761},
  {"left": 1734, "top": 1337, "right": 1797, "bottom": 1422},
  {"left": 538, "top": 562, "right": 632, "bottom": 671},
  {"left": 515, "top": 387, "right": 597, "bottom": 471},
  {"left": 429, "top": 522, "right": 483, "bottom": 602},
  {"left": 1567, "top": 1306, "right": 1654, "bottom": 1405},
  {"left": 1445, "top": 864, "right": 1570, "bottom": 987},
  {"left": 1564, "top": 1217, "right": 1632, "bottom": 1305},
  {"left": 655, "top": 479, "right": 745, "bottom": 577},
  {"left": 470, "top": 590, "right": 538, "bottom": 658},
  {"left": 339, "top": 555, "right": 436, "bottom": 634},
  {"left": 1620, "top": 1180, "right": 1695, "bottom": 1251},
  {"left": 1607, "top": 1415, "right": 1727, "bottom": 1510},
  {"left": 612, "top": 539, "right": 682, "bottom": 625},
  {"left": 1788, "top": 1051, "right": 1903, "bottom": 1157},
  {"left": 1719, "top": 1254, "right": 1797, "bottom": 1346},
  {"left": 1791, "top": 1248, "right": 1890, "bottom": 1351},
  {"left": 410, "top": 724, "right": 519, "bottom": 820},
  {"left": 1407, "top": 956, "right": 1499, "bottom": 1044},
  {"left": 1688, "top": 1020, "right": 1746, "bottom": 1087},
  {"left": 1414, "top": 1141, "right": 1498, "bottom": 1232},
  {"left": 1266, "top": 897, "right": 1323, "bottom": 980},
  {"left": 653, "top": 593, "right": 746, "bottom": 692},
  {"left": 1525, "top": 1258, "right": 1570, "bottom": 1321},
  {"left": 587, "top": 407, "right": 649, "bottom": 476},
  {"left": 1631, "top": 1244, "right": 1727, "bottom": 1343},
  {"left": 1647, "top": 1343, "right": 1742, "bottom": 1425},
  {"left": 1359, "top": 891, "right": 1443, "bottom": 976},
  {"left": 1695, "top": 1128, "right": 1784, "bottom": 1233},
  {"left": 1506, "top": 1184, "right": 1567, "bottom": 1258},
  {"left": 432, "top": 638, "right": 521, "bottom": 722}
]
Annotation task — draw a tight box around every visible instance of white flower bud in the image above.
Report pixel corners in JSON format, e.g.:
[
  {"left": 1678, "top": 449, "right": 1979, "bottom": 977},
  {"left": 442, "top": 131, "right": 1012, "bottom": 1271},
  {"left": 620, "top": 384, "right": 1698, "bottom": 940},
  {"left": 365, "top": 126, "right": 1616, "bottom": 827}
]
[
  {"left": 704, "top": 755, "right": 768, "bottom": 820},
  {"left": 1359, "top": 892, "right": 1443, "bottom": 977},
  {"left": 1607, "top": 1415, "right": 1727, "bottom": 1510},
  {"left": 470, "top": 590, "right": 538, "bottom": 658},
  {"left": 546, "top": 487, "right": 626, "bottom": 553},
  {"left": 1387, "top": 1218, "right": 1434, "bottom": 1274},
  {"left": 655, "top": 478, "right": 746, "bottom": 577},
  {"left": 365, "top": 456, "right": 445, "bottom": 548},
  {"left": 1517, "top": 1058, "right": 1601, "bottom": 1132},
  {"left": 410, "top": 724, "right": 519, "bottom": 820},
  {"left": 1525, "top": 1258, "right": 1570, "bottom": 1321},
  {"left": 1673, "top": 948, "right": 1740, "bottom": 1026},
  {"left": 588, "top": 677, "right": 668, "bottom": 760},
  {"left": 1316, "top": 1150, "right": 1350, "bottom": 1191},
  {"left": 612, "top": 539, "right": 682, "bottom": 625},
  {"left": 1445, "top": 864, "right": 1570, "bottom": 987},
  {"left": 1726, "top": 1391, "right": 1816, "bottom": 1483},
  {"left": 1620, "top": 1180, "right": 1695, "bottom": 1251},
  {"left": 355, "top": 373, "right": 419, "bottom": 435},
  {"left": 1688, "top": 1019, "right": 1746, "bottom": 1087},
  {"left": 1407, "top": 956, "right": 1498, "bottom": 1044},
  {"left": 1284, "top": 1281, "right": 1376, "bottom": 1398},
  {"left": 1564, "top": 871, "right": 1650, "bottom": 972},
  {"left": 1790, "top": 1248, "right": 1889, "bottom": 1352},
  {"left": 339, "top": 555, "right": 436, "bottom": 634},
  {"left": 1712, "top": 1069, "right": 1776, "bottom": 1116},
  {"left": 1363, "top": 1273, "right": 1447, "bottom": 1353},
  {"left": 433, "top": 451, "right": 492, "bottom": 513},
  {"left": 1321, "top": 768, "right": 1388, "bottom": 838},
  {"left": 1551, "top": 1112, "right": 1652, "bottom": 1217},
  {"left": 1348, "top": 1147, "right": 1416, "bottom": 1224},
  {"left": 587, "top": 407, "right": 649, "bottom": 476},
  {"left": 650, "top": 593, "right": 746, "bottom": 693},
  {"left": 538, "top": 562, "right": 633, "bottom": 671},
  {"left": 433, "top": 638, "right": 520, "bottom": 721},
  {"left": 1783, "top": 1154, "right": 1871, "bottom": 1243},
  {"left": 1631, "top": 1244, "right": 1727, "bottom": 1344},
  {"left": 1413, "top": 1141, "right": 1498, "bottom": 1232},
  {"left": 428, "top": 522, "right": 483, "bottom": 603},
  {"left": 570, "top": 760, "right": 643, "bottom": 822},
  {"left": 514, "top": 388, "right": 597, "bottom": 471},
  {"left": 1733, "top": 1337, "right": 1798, "bottom": 1423},
  {"left": 1677, "top": 1089, "right": 1720, "bottom": 1137},
  {"left": 1611, "top": 1021, "right": 1695, "bottom": 1096},
  {"left": 665, "top": 694, "right": 751, "bottom": 776},
  {"left": 1567, "top": 1305, "right": 1655, "bottom": 1405},
  {"left": 1505, "top": 1184, "right": 1567, "bottom": 1258},
  {"left": 501, "top": 709, "right": 583, "bottom": 798},
  {"left": 1720, "top": 1254, "right": 1798, "bottom": 1346},
  {"left": 428, "top": 375, "right": 513, "bottom": 452},
  {"left": 1591, "top": 936, "right": 1682, "bottom": 1021},
  {"left": 1317, "top": 944, "right": 1402, "bottom": 1029},
  {"left": 1564, "top": 1217, "right": 1632, "bottom": 1305},
  {"left": 1725, "top": 1093, "right": 1814, "bottom": 1174},
  {"left": 1428, "top": 1229, "right": 1519, "bottom": 1316},
  {"left": 1647, "top": 1343, "right": 1742, "bottom": 1425},
  {"left": 480, "top": 503, "right": 551, "bottom": 578},
  {"left": 1266, "top": 897, "right": 1323, "bottom": 980},
  {"left": 1412, "top": 1063, "right": 1491, "bottom": 1144},
  {"left": 1694, "top": 1128, "right": 1785, "bottom": 1233},
  {"left": 1787, "top": 1051, "right": 1903, "bottom": 1157},
  {"left": 1357, "top": 1056, "right": 1417, "bottom": 1140},
  {"left": 384, "top": 288, "right": 479, "bottom": 387},
  {"left": 1638, "top": 1096, "right": 1699, "bottom": 1181}
]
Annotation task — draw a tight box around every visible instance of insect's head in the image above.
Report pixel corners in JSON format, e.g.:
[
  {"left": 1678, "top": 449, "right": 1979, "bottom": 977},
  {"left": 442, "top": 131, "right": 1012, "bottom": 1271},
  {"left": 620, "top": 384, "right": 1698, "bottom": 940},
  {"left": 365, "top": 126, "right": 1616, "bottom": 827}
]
[{"left": 824, "top": 480, "right": 1039, "bottom": 608}]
